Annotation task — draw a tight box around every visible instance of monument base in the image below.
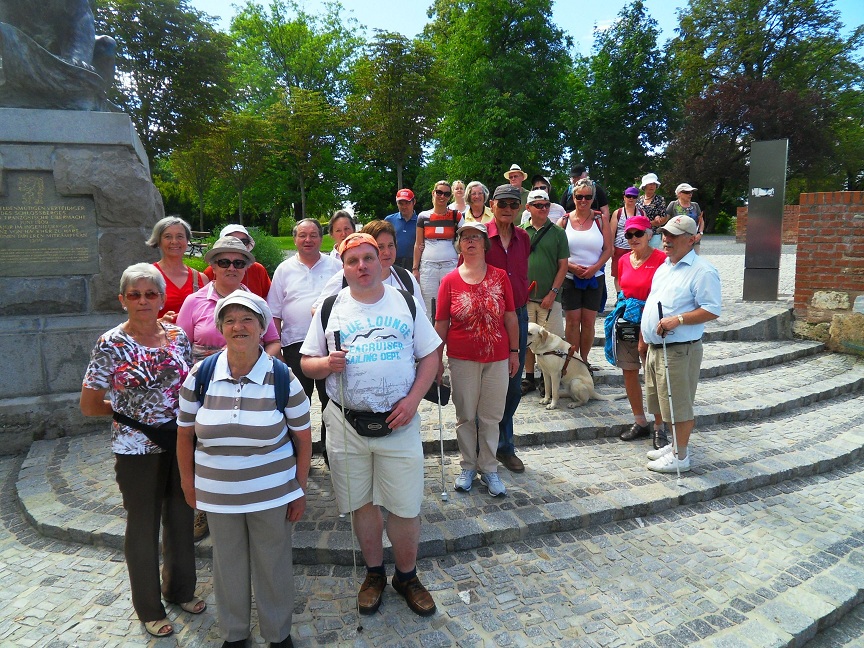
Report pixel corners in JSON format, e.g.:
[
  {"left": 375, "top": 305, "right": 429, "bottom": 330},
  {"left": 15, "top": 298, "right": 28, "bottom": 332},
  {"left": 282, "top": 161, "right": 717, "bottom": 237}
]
[{"left": 0, "top": 108, "right": 162, "bottom": 453}]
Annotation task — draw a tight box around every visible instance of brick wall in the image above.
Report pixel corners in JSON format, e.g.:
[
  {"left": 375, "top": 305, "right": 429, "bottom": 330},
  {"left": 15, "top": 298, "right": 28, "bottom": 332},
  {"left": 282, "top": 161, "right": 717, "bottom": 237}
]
[
  {"left": 736, "top": 205, "right": 800, "bottom": 243},
  {"left": 794, "top": 192, "right": 864, "bottom": 354}
]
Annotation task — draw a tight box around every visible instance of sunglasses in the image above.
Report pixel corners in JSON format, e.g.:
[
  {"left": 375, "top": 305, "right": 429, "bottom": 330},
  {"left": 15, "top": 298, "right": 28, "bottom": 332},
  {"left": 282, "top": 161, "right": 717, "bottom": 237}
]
[
  {"left": 530, "top": 202, "right": 551, "bottom": 210},
  {"left": 574, "top": 195, "right": 593, "bottom": 201},
  {"left": 434, "top": 189, "right": 452, "bottom": 197},
  {"left": 624, "top": 230, "right": 646, "bottom": 240},
  {"left": 125, "top": 290, "right": 161, "bottom": 301},
  {"left": 679, "top": 190, "right": 693, "bottom": 194},
  {"left": 237, "top": 237, "right": 251, "bottom": 246},
  {"left": 215, "top": 259, "right": 248, "bottom": 269},
  {"left": 624, "top": 194, "right": 637, "bottom": 199},
  {"left": 496, "top": 199, "right": 521, "bottom": 209}
]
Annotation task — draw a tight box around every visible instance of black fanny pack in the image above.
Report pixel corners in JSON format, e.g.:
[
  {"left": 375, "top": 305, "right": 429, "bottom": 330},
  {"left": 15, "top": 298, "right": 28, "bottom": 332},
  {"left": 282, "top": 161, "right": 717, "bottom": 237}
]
[
  {"left": 112, "top": 411, "right": 178, "bottom": 451},
  {"left": 339, "top": 406, "right": 393, "bottom": 438},
  {"left": 615, "top": 318, "right": 640, "bottom": 343}
]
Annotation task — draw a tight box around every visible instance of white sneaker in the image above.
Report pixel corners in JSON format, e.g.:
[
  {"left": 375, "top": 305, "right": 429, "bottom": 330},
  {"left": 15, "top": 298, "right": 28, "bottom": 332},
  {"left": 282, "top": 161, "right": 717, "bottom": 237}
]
[
  {"left": 646, "top": 443, "right": 674, "bottom": 461},
  {"left": 480, "top": 472, "right": 506, "bottom": 497},
  {"left": 454, "top": 469, "right": 477, "bottom": 492},
  {"left": 647, "top": 451, "right": 691, "bottom": 473}
]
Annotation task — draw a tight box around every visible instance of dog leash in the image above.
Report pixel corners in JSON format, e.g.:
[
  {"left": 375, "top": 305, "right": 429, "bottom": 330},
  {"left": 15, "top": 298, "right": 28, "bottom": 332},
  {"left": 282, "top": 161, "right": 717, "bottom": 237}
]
[{"left": 541, "top": 344, "right": 594, "bottom": 377}]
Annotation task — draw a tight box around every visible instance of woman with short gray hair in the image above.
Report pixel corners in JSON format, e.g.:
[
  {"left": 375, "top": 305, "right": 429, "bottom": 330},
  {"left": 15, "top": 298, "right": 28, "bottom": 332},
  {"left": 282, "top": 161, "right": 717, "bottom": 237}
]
[
  {"left": 147, "top": 216, "right": 207, "bottom": 323},
  {"left": 464, "top": 181, "right": 493, "bottom": 224}
]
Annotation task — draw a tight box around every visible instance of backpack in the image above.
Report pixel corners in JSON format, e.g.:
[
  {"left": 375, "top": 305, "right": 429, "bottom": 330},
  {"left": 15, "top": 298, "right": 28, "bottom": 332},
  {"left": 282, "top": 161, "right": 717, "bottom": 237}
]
[
  {"left": 339, "top": 265, "right": 414, "bottom": 295},
  {"left": 194, "top": 351, "right": 294, "bottom": 413}
]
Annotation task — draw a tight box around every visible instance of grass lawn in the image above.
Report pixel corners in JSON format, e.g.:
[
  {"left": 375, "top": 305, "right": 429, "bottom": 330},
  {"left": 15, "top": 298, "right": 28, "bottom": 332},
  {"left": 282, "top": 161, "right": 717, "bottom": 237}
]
[{"left": 271, "top": 236, "right": 336, "bottom": 253}]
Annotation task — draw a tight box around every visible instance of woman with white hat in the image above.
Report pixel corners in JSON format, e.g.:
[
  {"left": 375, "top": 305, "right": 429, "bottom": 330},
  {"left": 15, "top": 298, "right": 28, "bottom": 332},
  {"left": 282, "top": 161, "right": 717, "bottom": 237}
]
[
  {"left": 203, "top": 224, "right": 272, "bottom": 299},
  {"left": 666, "top": 183, "right": 705, "bottom": 253},
  {"left": 636, "top": 173, "right": 666, "bottom": 249}
]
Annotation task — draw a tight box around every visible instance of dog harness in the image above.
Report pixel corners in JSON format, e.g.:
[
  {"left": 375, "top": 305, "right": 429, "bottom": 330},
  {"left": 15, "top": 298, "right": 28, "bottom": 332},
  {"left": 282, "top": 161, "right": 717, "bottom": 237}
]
[{"left": 542, "top": 344, "right": 594, "bottom": 377}]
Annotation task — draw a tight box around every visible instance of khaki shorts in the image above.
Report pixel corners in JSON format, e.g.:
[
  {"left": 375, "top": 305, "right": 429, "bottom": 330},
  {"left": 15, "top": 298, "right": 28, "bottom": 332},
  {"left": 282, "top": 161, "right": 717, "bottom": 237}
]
[
  {"left": 322, "top": 401, "right": 424, "bottom": 518},
  {"left": 614, "top": 335, "right": 642, "bottom": 371},
  {"left": 645, "top": 340, "right": 703, "bottom": 422},
  {"left": 527, "top": 300, "right": 565, "bottom": 338}
]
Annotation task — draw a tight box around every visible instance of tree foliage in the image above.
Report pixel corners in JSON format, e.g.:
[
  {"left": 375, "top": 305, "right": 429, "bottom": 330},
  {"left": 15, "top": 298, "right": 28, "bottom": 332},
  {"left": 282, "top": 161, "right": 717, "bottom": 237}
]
[
  {"left": 348, "top": 33, "right": 442, "bottom": 188},
  {"left": 170, "top": 141, "right": 216, "bottom": 230},
  {"left": 95, "top": 0, "right": 233, "bottom": 163},
  {"left": 425, "top": 0, "right": 572, "bottom": 183}
]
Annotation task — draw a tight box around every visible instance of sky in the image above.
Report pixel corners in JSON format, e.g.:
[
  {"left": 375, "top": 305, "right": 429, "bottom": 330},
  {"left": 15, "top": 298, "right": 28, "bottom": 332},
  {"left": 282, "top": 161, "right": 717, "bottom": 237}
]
[{"left": 187, "top": 0, "right": 864, "bottom": 56}]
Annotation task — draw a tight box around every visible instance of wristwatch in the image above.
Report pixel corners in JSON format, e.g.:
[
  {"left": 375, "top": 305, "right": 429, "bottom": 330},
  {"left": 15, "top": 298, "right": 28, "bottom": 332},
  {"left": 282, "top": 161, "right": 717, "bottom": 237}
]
[
  {"left": 677, "top": 314, "right": 685, "bottom": 325},
  {"left": 551, "top": 287, "right": 560, "bottom": 294}
]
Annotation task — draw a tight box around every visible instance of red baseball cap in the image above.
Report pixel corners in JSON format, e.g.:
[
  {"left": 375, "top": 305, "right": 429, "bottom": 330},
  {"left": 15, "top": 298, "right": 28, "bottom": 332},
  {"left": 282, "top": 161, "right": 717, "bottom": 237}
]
[{"left": 396, "top": 188, "right": 415, "bottom": 201}]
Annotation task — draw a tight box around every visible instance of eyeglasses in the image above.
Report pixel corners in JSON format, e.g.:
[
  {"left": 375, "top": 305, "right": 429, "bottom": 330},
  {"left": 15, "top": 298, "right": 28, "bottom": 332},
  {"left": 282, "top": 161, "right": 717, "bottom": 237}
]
[
  {"left": 214, "top": 259, "right": 248, "bottom": 269},
  {"left": 530, "top": 202, "right": 551, "bottom": 210},
  {"left": 624, "top": 230, "right": 646, "bottom": 240},
  {"left": 679, "top": 190, "right": 693, "bottom": 194},
  {"left": 574, "top": 195, "right": 593, "bottom": 201},
  {"left": 461, "top": 235, "right": 483, "bottom": 242},
  {"left": 623, "top": 195, "right": 637, "bottom": 199},
  {"left": 496, "top": 200, "right": 521, "bottom": 209},
  {"left": 434, "top": 189, "right": 452, "bottom": 197},
  {"left": 125, "top": 290, "right": 161, "bottom": 301},
  {"left": 237, "top": 238, "right": 252, "bottom": 246}
]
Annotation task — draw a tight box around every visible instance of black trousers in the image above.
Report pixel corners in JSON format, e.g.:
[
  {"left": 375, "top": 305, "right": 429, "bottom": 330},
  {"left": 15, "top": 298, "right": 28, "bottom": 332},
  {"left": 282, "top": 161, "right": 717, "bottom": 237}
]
[{"left": 283, "top": 342, "right": 329, "bottom": 450}]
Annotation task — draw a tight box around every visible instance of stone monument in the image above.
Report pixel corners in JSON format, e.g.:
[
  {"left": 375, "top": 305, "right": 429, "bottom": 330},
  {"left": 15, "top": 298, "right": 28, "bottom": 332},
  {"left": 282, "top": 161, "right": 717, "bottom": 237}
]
[{"left": 0, "top": 3, "right": 164, "bottom": 451}]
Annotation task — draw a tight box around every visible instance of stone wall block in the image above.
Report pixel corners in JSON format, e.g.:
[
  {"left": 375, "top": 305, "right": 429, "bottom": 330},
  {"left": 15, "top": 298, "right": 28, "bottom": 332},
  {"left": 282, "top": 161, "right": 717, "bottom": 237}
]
[
  {"left": 91, "top": 230, "right": 159, "bottom": 311},
  {"left": 0, "top": 277, "right": 87, "bottom": 317}
]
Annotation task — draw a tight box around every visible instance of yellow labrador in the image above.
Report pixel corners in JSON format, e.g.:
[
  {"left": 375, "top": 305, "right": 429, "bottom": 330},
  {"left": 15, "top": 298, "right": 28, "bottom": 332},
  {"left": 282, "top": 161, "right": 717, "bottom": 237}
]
[{"left": 526, "top": 322, "right": 624, "bottom": 409}]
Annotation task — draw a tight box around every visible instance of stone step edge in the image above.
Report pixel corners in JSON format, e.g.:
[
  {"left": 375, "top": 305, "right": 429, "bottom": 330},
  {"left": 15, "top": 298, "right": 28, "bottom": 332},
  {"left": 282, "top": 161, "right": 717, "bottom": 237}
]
[
  {"left": 418, "top": 363, "right": 864, "bottom": 454},
  {"left": 697, "top": 544, "right": 864, "bottom": 648},
  {"left": 17, "top": 417, "right": 864, "bottom": 566},
  {"left": 580, "top": 339, "right": 823, "bottom": 387}
]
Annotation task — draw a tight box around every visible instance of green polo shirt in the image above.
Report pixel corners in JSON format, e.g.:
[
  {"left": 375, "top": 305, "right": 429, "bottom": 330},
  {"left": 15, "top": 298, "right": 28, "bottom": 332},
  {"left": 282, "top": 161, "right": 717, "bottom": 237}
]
[{"left": 521, "top": 217, "right": 569, "bottom": 302}]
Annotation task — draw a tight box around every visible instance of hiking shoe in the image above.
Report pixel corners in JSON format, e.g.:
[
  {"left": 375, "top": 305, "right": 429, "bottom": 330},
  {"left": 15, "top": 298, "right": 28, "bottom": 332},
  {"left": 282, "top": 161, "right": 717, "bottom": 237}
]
[
  {"left": 652, "top": 426, "right": 669, "bottom": 450},
  {"left": 520, "top": 376, "right": 536, "bottom": 396},
  {"left": 647, "top": 451, "right": 691, "bottom": 473},
  {"left": 454, "top": 469, "right": 477, "bottom": 492},
  {"left": 620, "top": 422, "right": 651, "bottom": 441},
  {"left": 496, "top": 452, "right": 524, "bottom": 473},
  {"left": 646, "top": 443, "right": 674, "bottom": 461},
  {"left": 480, "top": 472, "right": 506, "bottom": 497},
  {"left": 193, "top": 511, "right": 209, "bottom": 542},
  {"left": 357, "top": 571, "right": 387, "bottom": 614},
  {"left": 391, "top": 574, "right": 436, "bottom": 616}
]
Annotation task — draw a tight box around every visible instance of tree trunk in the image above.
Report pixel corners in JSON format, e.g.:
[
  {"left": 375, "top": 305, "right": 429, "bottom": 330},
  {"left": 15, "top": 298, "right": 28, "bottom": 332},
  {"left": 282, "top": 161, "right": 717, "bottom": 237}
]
[
  {"left": 396, "top": 163, "right": 403, "bottom": 189},
  {"left": 299, "top": 175, "right": 307, "bottom": 221},
  {"left": 238, "top": 191, "right": 244, "bottom": 225}
]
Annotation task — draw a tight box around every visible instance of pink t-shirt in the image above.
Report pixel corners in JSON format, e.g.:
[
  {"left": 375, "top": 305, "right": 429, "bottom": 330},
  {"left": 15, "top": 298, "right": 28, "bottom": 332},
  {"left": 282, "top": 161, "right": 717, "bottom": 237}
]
[
  {"left": 176, "top": 284, "right": 280, "bottom": 350},
  {"left": 617, "top": 248, "right": 667, "bottom": 301},
  {"left": 435, "top": 265, "right": 515, "bottom": 363}
]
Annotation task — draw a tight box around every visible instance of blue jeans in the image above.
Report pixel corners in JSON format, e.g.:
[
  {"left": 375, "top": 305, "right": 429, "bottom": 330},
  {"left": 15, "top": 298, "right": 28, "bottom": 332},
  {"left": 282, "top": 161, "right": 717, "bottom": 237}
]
[{"left": 498, "top": 305, "right": 528, "bottom": 456}]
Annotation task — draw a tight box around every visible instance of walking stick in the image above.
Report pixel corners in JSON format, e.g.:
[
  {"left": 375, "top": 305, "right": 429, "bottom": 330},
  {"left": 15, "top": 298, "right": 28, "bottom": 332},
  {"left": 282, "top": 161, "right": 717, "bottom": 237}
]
[
  {"left": 657, "top": 304, "right": 683, "bottom": 486},
  {"left": 431, "top": 297, "right": 448, "bottom": 502}
]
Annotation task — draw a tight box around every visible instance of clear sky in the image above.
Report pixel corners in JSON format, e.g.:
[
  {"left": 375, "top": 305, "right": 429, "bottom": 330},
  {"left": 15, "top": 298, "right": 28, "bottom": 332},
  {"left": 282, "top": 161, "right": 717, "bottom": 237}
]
[{"left": 187, "top": 0, "right": 864, "bottom": 56}]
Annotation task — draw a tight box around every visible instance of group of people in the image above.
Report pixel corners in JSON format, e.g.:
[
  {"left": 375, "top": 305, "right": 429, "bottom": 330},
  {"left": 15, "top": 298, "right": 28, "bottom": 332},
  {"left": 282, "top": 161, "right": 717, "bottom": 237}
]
[{"left": 77, "top": 160, "right": 721, "bottom": 646}]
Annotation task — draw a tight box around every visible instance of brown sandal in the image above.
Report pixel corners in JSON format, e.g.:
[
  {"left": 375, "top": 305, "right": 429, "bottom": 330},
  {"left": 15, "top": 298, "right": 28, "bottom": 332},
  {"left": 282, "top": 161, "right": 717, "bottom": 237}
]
[
  {"left": 178, "top": 597, "right": 206, "bottom": 614},
  {"left": 144, "top": 618, "right": 173, "bottom": 637}
]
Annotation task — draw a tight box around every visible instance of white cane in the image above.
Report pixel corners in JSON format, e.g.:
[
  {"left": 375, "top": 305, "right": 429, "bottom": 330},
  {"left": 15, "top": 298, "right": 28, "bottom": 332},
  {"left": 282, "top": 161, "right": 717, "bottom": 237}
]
[
  {"left": 657, "top": 303, "right": 683, "bottom": 487},
  {"left": 335, "top": 331, "right": 364, "bottom": 632},
  {"left": 432, "top": 297, "right": 448, "bottom": 503}
]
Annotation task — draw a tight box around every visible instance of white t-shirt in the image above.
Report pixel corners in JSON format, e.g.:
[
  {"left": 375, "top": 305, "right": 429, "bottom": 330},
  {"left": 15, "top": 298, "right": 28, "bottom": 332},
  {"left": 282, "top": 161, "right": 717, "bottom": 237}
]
[
  {"left": 311, "top": 266, "right": 425, "bottom": 313},
  {"left": 267, "top": 253, "right": 342, "bottom": 346},
  {"left": 300, "top": 286, "right": 441, "bottom": 413}
]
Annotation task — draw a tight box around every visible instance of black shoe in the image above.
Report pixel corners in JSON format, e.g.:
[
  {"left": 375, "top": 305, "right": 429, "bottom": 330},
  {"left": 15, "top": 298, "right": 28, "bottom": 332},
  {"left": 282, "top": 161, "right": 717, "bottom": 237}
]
[
  {"left": 270, "top": 636, "right": 293, "bottom": 648},
  {"left": 222, "top": 640, "right": 248, "bottom": 648},
  {"left": 653, "top": 426, "right": 669, "bottom": 450},
  {"left": 620, "top": 422, "right": 651, "bottom": 441},
  {"left": 521, "top": 376, "right": 536, "bottom": 395}
]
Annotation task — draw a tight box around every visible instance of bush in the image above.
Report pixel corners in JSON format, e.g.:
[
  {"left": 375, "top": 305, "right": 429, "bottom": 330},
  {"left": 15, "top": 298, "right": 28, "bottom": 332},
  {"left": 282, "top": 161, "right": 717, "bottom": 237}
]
[
  {"left": 714, "top": 211, "right": 734, "bottom": 235},
  {"left": 277, "top": 216, "right": 297, "bottom": 237},
  {"left": 246, "top": 227, "right": 284, "bottom": 276}
]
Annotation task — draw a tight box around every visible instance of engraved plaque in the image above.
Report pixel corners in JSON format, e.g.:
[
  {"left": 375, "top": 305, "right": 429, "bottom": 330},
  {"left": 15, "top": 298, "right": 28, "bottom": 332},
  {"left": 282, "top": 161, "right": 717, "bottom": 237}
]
[{"left": 0, "top": 171, "right": 98, "bottom": 276}]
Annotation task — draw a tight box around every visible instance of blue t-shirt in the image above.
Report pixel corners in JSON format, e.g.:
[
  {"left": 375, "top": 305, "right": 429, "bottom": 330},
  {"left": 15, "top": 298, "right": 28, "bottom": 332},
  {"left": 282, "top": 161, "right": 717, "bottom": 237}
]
[{"left": 384, "top": 211, "right": 418, "bottom": 259}]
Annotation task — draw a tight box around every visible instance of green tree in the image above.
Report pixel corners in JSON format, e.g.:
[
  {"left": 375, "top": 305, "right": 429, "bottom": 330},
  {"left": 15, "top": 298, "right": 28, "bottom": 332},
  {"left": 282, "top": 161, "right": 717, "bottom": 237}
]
[
  {"left": 95, "top": 0, "right": 233, "bottom": 163},
  {"left": 229, "top": 0, "right": 362, "bottom": 109},
  {"left": 267, "top": 87, "right": 343, "bottom": 219},
  {"left": 564, "top": 1, "right": 673, "bottom": 194},
  {"left": 206, "top": 112, "right": 270, "bottom": 225},
  {"left": 424, "top": 0, "right": 572, "bottom": 182},
  {"left": 348, "top": 33, "right": 442, "bottom": 188},
  {"left": 170, "top": 141, "right": 216, "bottom": 231}
]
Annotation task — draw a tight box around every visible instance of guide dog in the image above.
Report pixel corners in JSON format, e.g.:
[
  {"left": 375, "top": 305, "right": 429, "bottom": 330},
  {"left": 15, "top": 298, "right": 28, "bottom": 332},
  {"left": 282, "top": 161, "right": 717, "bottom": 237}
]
[{"left": 526, "top": 322, "right": 625, "bottom": 409}]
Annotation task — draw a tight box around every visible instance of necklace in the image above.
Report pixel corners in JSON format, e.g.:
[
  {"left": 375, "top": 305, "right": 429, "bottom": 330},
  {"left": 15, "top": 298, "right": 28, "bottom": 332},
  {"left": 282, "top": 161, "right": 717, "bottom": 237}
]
[{"left": 630, "top": 252, "right": 651, "bottom": 269}]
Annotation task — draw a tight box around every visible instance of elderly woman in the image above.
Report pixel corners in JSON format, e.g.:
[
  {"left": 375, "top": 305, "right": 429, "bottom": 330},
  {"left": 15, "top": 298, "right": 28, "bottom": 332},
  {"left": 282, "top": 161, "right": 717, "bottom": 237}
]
[
  {"left": 178, "top": 291, "right": 311, "bottom": 648},
  {"left": 203, "top": 224, "right": 271, "bottom": 299},
  {"left": 603, "top": 215, "right": 667, "bottom": 447},
  {"left": 146, "top": 216, "right": 208, "bottom": 323},
  {"left": 80, "top": 263, "right": 204, "bottom": 639},
  {"left": 667, "top": 183, "right": 704, "bottom": 252},
  {"left": 413, "top": 180, "right": 464, "bottom": 315},
  {"left": 434, "top": 222, "right": 519, "bottom": 498},
  {"left": 559, "top": 177, "right": 612, "bottom": 367},
  {"left": 448, "top": 179, "right": 467, "bottom": 213},
  {"left": 610, "top": 187, "right": 647, "bottom": 292},
  {"left": 177, "top": 236, "right": 282, "bottom": 364},
  {"left": 312, "top": 220, "right": 424, "bottom": 312},
  {"left": 463, "top": 181, "right": 494, "bottom": 224},
  {"left": 636, "top": 173, "right": 666, "bottom": 248},
  {"left": 328, "top": 210, "right": 357, "bottom": 261}
]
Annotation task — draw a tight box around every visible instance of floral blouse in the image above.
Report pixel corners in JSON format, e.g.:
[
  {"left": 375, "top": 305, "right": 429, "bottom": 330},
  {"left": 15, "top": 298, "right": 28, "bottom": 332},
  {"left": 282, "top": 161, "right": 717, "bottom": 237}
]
[
  {"left": 637, "top": 194, "right": 666, "bottom": 232},
  {"left": 83, "top": 323, "right": 192, "bottom": 455}
]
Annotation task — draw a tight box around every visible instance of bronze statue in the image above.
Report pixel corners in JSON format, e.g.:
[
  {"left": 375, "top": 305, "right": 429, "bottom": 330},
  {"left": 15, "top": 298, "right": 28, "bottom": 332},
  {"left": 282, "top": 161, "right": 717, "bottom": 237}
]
[{"left": 0, "top": 1, "right": 116, "bottom": 110}]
